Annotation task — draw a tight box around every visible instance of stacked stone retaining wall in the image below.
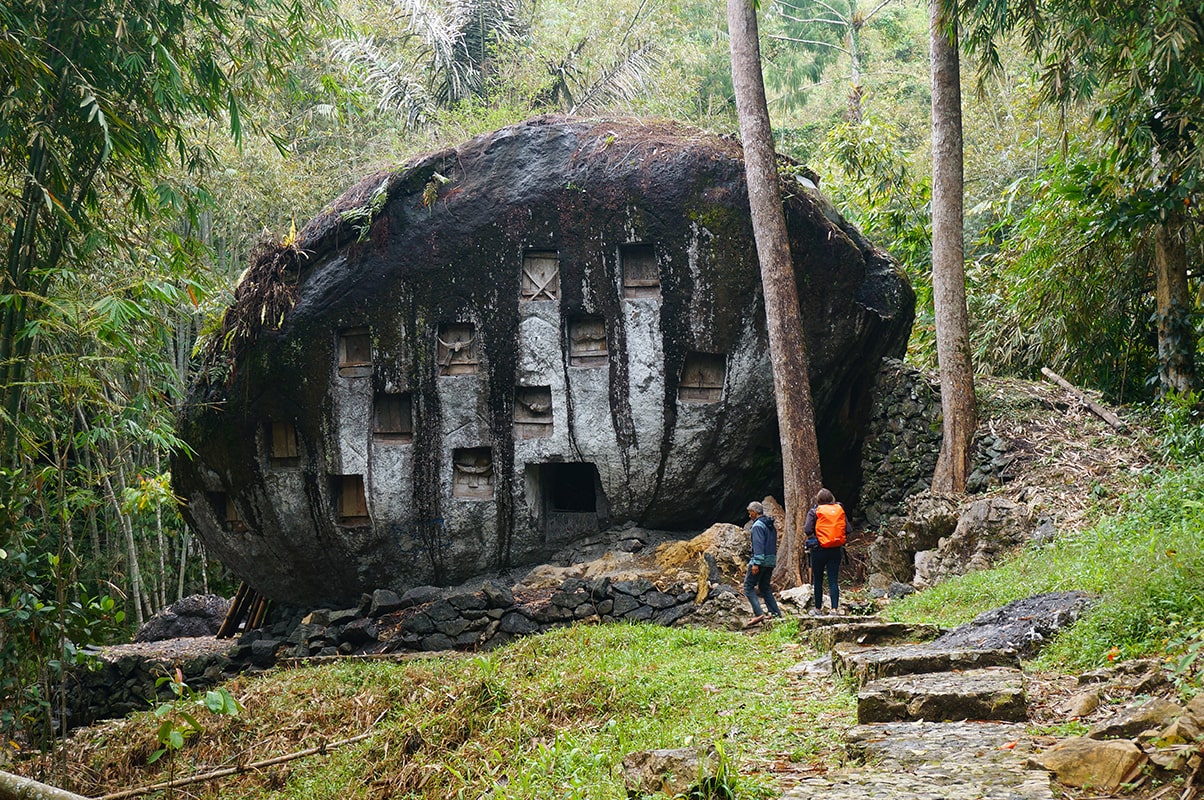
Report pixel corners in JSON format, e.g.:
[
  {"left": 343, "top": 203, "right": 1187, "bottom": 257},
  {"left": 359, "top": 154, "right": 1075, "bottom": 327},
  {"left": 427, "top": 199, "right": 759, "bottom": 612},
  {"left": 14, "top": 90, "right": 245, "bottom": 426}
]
[
  {"left": 68, "top": 575, "right": 730, "bottom": 729},
  {"left": 859, "top": 358, "right": 1028, "bottom": 526}
]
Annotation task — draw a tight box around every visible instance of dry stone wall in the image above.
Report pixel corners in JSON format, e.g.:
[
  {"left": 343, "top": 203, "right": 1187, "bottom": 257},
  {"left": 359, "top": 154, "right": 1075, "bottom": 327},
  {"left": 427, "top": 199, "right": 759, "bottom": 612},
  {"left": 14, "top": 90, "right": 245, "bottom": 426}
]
[
  {"left": 67, "top": 576, "right": 741, "bottom": 728},
  {"left": 858, "top": 359, "right": 942, "bottom": 527},
  {"left": 858, "top": 359, "right": 1043, "bottom": 527}
]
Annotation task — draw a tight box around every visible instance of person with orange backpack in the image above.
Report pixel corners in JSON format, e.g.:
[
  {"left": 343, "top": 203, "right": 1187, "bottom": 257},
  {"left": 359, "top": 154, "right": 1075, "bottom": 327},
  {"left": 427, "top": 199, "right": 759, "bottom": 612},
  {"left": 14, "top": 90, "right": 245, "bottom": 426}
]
[{"left": 803, "top": 487, "right": 847, "bottom": 614}]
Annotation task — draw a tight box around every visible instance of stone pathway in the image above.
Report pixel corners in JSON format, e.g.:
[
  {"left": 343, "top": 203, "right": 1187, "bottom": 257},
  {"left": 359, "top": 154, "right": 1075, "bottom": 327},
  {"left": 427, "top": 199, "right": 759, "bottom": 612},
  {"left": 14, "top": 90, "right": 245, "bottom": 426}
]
[{"left": 782, "top": 617, "right": 1055, "bottom": 800}]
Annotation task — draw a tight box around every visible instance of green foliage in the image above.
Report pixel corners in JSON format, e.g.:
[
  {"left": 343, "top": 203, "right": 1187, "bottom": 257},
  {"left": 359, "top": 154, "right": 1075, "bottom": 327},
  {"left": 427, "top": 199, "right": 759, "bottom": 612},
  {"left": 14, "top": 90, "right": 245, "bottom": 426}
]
[
  {"left": 332, "top": 0, "right": 526, "bottom": 126},
  {"left": 1152, "top": 391, "right": 1204, "bottom": 462},
  {"left": 1167, "top": 620, "right": 1204, "bottom": 694},
  {"left": 0, "top": 528, "right": 126, "bottom": 748},
  {"left": 0, "top": 0, "right": 336, "bottom": 461},
  {"left": 888, "top": 458, "right": 1204, "bottom": 673},
  {"left": 149, "top": 670, "right": 241, "bottom": 765},
  {"left": 953, "top": 0, "right": 1204, "bottom": 395},
  {"left": 807, "top": 111, "right": 935, "bottom": 364},
  {"left": 764, "top": 0, "right": 916, "bottom": 118},
  {"left": 966, "top": 152, "right": 1160, "bottom": 400},
  {"left": 1029, "top": 720, "right": 1090, "bottom": 737}
]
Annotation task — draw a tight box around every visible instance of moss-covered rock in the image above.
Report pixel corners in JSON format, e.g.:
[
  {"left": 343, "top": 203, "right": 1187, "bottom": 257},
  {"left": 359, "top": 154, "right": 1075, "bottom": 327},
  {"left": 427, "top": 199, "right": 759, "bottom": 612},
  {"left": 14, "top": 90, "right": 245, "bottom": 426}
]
[{"left": 173, "top": 116, "right": 913, "bottom": 606}]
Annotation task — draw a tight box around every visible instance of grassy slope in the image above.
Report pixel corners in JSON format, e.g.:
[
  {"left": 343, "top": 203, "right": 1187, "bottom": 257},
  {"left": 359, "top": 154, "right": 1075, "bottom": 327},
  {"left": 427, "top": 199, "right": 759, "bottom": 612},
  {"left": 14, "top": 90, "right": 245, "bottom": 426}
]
[
  {"left": 888, "top": 460, "right": 1204, "bottom": 673},
  {"left": 57, "top": 623, "right": 852, "bottom": 799}
]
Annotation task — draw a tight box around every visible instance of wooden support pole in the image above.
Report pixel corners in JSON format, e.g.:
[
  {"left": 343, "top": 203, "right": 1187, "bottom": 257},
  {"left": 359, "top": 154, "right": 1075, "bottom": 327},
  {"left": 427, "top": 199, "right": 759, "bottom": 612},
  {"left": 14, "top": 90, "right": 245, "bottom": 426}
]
[
  {"left": 248, "top": 594, "right": 270, "bottom": 629},
  {"left": 216, "top": 583, "right": 251, "bottom": 639}
]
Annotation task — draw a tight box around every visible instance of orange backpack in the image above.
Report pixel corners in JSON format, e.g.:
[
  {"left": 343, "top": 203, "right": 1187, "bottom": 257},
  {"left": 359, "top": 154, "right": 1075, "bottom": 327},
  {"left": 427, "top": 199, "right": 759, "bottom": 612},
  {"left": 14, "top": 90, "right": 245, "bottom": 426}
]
[{"left": 814, "top": 503, "right": 846, "bottom": 548}]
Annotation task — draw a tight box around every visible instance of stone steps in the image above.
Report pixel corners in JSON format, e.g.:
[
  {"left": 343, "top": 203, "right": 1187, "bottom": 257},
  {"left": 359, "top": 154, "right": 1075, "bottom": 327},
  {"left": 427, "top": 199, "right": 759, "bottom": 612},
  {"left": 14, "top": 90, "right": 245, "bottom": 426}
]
[
  {"left": 796, "top": 614, "right": 883, "bottom": 631},
  {"left": 782, "top": 721, "right": 1054, "bottom": 800},
  {"left": 832, "top": 641, "right": 1021, "bottom": 687},
  {"left": 784, "top": 618, "right": 1054, "bottom": 800},
  {"left": 857, "top": 667, "right": 1027, "bottom": 724},
  {"left": 805, "top": 620, "right": 943, "bottom": 651},
  {"left": 783, "top": 767, "right": 1054, "bottom": 800}
]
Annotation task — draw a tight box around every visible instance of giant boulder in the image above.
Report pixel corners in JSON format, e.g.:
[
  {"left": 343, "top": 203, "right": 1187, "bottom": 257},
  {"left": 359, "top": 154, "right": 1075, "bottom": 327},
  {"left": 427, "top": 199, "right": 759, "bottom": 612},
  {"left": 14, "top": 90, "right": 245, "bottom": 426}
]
[{"left": 173, "top": 116, "right": 913, "bottom": 606}]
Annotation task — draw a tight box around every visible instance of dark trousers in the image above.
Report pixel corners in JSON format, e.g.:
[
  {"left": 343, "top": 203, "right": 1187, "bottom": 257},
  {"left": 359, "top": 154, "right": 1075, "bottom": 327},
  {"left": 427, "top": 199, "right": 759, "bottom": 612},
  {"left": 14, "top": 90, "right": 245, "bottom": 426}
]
[
  {"left": 810, "top": 547, "right": 842, "bottom": 610},
  {"left": 743, "top": 565, "right": 782, "bottom": 617}
]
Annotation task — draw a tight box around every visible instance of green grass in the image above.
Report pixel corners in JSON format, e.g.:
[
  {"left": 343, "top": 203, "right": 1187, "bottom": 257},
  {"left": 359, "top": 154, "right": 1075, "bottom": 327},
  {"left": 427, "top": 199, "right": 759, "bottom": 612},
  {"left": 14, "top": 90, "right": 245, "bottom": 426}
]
[
  {"left": 62, "top": 621, "right": 853, "bottom": 799},
  {"left": 888, "top": 461, "right": 1204, "bottom": 674}
]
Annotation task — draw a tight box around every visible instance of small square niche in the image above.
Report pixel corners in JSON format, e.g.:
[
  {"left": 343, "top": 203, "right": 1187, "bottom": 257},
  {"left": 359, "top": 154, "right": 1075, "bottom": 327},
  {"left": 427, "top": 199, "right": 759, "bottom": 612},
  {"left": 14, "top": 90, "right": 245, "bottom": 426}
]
[
  {"left": 332, "top": 474, "right": 370, "bottom": 525},
  {"left": 437, "top": 323, "right": 479, "bottom": 376},
  {"left": 621, "top": 243, "right": 659, "bottom": 299},
  {"left": 568, "top": 315, "right": 607, "bottom": 367},
  {"left": 338, "top": 327, "right": 372, "bottom": 378},
  {"left": 678, "top": 352, "right": 727, "bottom": 403},
  {"left": 515, "top": 386, "right": 553, "bottom": 439},
  {"left": 520, "top": 250, "right": 560, "bottom": 301},
  {"left": 208, "top": 492, "right": 248, "bottom": 533},
  {"left": 267, "top": 421, "right": 300, "bottom": 466},
  {"left": 452, "top": 447, "right": 494, "bottom": 499},
  {"left": 374, "top": 392, "right": 413, "bottom": 442}
]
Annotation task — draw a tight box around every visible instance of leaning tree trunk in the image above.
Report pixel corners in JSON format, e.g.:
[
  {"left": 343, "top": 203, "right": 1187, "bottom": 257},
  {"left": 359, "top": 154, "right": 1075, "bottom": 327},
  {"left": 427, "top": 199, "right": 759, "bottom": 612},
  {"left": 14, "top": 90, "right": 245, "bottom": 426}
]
[
  {"left": 928, "top": 0, "right": 976, "bottom": 494},
  {"left": 728, "top": 0, "right": 824, "bottom": 588},
  {"left": 1154, "top": 209, "right": 1197, "bottom": 395},
  {"left": 0, "top": 769, "right": 90, "bottom": 800}
]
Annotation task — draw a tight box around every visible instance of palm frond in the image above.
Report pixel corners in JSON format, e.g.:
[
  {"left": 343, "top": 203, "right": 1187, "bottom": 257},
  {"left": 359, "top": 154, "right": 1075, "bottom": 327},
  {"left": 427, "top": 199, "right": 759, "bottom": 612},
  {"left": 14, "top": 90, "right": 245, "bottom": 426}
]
[{"left": 571, "top": 39, "right": 660, "bottom": 113}]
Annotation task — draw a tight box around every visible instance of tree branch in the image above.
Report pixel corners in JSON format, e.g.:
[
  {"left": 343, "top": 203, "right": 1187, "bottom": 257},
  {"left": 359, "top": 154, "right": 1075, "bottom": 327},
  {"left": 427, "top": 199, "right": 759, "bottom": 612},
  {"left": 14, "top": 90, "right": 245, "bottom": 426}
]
[{"left": 95, "top": 712, "right": 387, "bottom": 800}]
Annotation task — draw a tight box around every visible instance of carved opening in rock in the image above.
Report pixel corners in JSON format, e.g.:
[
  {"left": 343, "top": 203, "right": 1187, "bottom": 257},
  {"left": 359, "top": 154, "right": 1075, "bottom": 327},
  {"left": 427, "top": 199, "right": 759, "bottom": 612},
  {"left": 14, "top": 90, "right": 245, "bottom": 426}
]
[
  {"left": 267, "top": 420, "right": 299, "bottom": 466},
  {"left": 338, "top": 327, "right": 372, "bottom": 378},
  {"left": 621, "top": 242, "right": 659, "bottom": 299},
  {"left": 208, "top": 492, "right": 247, "bottom": 533},
  {"left": 437, "top": 323, "right": 479, "bottom": 376},
  {"left": 332, "top": 474, "right": 369, "bottom": 525},
  {"left": 374, "top": 392, "right": 413, "bottom": 442},
  {"left": 520, "top": 250, "right": 560, "bottom": 301},
  {"left": 515, "top": 386, "right": 553, "bottom": 439},
  {"left": 529, "top": 462, "right": 606, "bottom": 542},
  {"left": 452, "top": 447, "right": 494, "bottom": 499},
  {"left": 568, "top": 315, "right": 607, "bottom": 367},
  {"left": 678, "top": 352, "right": 727, "bottom": 403}
]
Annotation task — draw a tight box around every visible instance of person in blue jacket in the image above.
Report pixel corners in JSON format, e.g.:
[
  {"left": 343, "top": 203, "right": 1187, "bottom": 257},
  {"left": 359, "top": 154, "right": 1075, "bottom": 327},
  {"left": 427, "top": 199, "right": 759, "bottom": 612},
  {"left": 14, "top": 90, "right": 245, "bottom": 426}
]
[{"left": 743, "top": 501, "right": 782, "bottom": 626}]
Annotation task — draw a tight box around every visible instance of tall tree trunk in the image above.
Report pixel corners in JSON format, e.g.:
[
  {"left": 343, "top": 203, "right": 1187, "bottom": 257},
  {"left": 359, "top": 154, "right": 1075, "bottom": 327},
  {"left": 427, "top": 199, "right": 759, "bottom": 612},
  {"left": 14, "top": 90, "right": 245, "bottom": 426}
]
[
  {"left": 1154, "top": 209, "right": 1197, "bottom": 395},
  {"left": 728, "top": 0, "right": 824, "bottom": 588},
  {"left": 928, "top": 0, "right": 976, "bottom": 494},
  {"left": 845, "top": 23, "right": 864, "bottom": 123}
]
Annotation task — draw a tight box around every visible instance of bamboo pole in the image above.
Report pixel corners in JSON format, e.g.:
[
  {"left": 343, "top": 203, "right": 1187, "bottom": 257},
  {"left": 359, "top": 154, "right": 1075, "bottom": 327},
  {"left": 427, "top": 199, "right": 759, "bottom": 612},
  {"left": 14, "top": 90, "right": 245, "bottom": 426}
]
[
  {"left": 215, "top": 583, "right": 251, "bottom": 639},
  {"left": 248, "top": 594, "right": 270, "bottom": 629}
]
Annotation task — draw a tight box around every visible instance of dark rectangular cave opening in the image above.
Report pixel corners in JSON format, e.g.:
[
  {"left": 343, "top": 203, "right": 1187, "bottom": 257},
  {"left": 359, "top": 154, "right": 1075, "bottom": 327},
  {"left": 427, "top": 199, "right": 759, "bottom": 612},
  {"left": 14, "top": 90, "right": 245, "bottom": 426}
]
[{"left": 531, "top": 462, "right": 607, "bottom": 543}]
